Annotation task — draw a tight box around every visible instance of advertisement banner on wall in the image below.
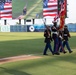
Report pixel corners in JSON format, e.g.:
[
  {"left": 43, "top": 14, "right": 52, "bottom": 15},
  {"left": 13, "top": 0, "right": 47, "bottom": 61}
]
[
  {"left": 34, "top": 25, "right": 45, "bottom": 32},
  {"left": 1, "top": 25, "right": 10, "bottom": 32},
  {"left": 10, "top": 25, "right": 27, "bottom": 32},
  {"left": 27, "top": 25, "right": 45, "bottom": 32},
  {"left": 27, "top": 25, "right": 35, "bottom": 32}
]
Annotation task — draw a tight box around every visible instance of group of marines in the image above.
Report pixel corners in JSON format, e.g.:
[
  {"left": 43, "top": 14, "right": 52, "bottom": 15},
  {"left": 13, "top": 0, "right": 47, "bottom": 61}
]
[{"left": 43, "top": 22, "right": 73, "bottom": 55}]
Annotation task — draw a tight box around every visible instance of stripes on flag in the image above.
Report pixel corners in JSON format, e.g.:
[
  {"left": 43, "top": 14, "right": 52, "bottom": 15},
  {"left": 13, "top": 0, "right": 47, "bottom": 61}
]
[
  {"left": 0, "top": 2, "right": 12, "bottom": 19},
  {"left": 43, "top": 0, "right": 58, "bottom": 18}
]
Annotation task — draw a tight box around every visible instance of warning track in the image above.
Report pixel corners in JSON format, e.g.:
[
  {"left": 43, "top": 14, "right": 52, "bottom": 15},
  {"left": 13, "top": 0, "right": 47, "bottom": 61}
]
[{"left": 0, "top": 55, "right": 42, "bottom": 64}]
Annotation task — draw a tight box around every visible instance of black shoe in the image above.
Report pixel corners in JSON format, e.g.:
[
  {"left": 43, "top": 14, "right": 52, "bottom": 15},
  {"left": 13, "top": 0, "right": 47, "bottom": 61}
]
[
  {"left": 60, "top": 51, "right": 63, "bottom": 53},
  {"left": 54, "top": 52, "right": 60, "bottom": 55},
  {"left": 43, "top": 54, "right": 48, "bottom": 55},
  {"left": 52, "top": 52, "right": 54, "bottom": 55},
  {"left": 69, "top": 51, "right": 73, "bottom": 53},
  {"left": 63, "top": 51, "right": 67, "bottom": 54}
]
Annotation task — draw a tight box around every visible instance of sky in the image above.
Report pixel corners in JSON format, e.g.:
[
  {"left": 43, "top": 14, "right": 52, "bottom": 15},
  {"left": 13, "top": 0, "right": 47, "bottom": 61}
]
[{"left": 65, "top": 0, "right": 76, "bottom": 24}]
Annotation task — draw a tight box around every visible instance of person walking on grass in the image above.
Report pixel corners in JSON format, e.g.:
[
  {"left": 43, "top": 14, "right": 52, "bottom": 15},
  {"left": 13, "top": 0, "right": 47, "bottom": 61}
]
[
  {"left": 51, "top": 22, "right": 60, "bottom": 55},
  {"left": 43, "top": 26, "right": 54, "bottom": 55},
  {"left": 58, "top": 29, "right": 67, "bottom": 54},
  {"left": 61, "top": 25, "right": 73, "bottom": 53}
]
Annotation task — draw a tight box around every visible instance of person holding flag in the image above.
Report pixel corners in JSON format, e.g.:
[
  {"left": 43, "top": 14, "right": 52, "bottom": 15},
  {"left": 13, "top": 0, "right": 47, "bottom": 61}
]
[
  {"left": 43, "top": 25, "right": 54, "bottom": 55},
  {"left": 51, "top": 22, "right": 60, "bottom": 55}
]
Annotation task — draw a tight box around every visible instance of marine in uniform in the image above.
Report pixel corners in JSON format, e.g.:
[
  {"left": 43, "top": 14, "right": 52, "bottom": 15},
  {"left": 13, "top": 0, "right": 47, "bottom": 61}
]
[
  {"left": 51, "top": 22, "right": 60, "bottom": 55},
  {"left": 62, "top": 25, "right": 73, "bottom": 53},
  {"left": 58, "top": 29, "right": 67, "bottom": 54},
  {"left": 43, "top": 26, "right": 54, "bottom": 55}
]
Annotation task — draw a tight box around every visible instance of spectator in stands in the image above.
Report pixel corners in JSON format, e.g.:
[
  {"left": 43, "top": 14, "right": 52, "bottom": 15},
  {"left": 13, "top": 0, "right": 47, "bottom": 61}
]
[
  {"left": 36, "top": 13, "right": 39, "bottom": 18},
  {"left": 23, "top": 6, "right": 27, "bottom": 15}
]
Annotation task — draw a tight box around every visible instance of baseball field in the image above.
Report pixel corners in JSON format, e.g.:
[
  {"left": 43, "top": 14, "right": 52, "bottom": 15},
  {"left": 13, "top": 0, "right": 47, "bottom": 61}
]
[
  {"left": 0, "top": 32, "right": 76, "bottom": 75},
  {"left": 12, "top": 0, "right": 42, "bottom": 19}
]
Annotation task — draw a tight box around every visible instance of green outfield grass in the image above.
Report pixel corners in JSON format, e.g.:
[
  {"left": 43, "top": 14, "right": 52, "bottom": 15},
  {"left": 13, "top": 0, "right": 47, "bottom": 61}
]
[
  {"left": 0, "top": 32, "right": 76, "bottom": 58},
  {"left": 0, "top": 32, "right": 76, "bottom": 75},
  {"left": 0, "top": 51, "right": 76, "bottom": 75},
  {"left": 0, "top": 32, "right": 44, "bottom": 58}
]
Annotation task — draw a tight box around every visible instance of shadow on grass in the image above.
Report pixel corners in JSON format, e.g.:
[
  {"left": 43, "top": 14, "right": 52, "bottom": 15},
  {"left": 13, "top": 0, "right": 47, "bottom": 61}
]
[
  {"left": 0, "top": 36, "right": 76, "bottom": 64},
  {"left": 0, "top": 67, "right": 31, "bottom": 75},
  {"left": 0, "top": 36, "right": 76, "bottom": 58},
  {"left": 0, "top": 38, "right": 44, "bottom": 58},
  {"left": 0, "top": 52, "right": 76, "bottom": 75}
]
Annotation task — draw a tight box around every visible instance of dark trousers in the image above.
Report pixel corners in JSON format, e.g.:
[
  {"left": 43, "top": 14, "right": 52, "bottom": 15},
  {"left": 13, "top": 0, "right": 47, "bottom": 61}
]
[
  {"left": 59, "top": 39, "right": 65, "bottom": 52},
  {"left": 63, "top": 40, "right": 72, "bottom": 52},
  {"left": 43, "top": 42, "right": 53, "bottom": 54},
  {"left": 53, "top": 37, "right": 59, "bottom": 53}
]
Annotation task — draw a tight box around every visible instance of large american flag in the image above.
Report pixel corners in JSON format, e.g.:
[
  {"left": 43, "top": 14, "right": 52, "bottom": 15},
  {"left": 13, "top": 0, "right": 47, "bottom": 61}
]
[
  {"left": 43, "top": 0, "right": 58, "bottom": 18},
  {"left": 0, "top": 0, "right": 12, "bottom": 19}
]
